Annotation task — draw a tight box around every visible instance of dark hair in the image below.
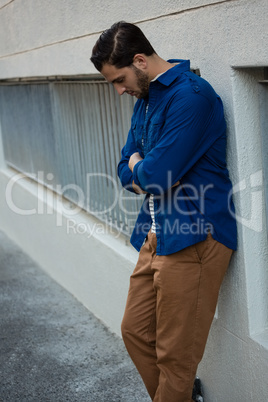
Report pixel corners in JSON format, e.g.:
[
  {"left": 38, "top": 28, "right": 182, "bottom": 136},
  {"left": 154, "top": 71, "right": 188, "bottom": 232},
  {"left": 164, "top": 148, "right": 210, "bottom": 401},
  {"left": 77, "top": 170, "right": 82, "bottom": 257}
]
[{"left": 90, "top": 21, "right": 156, "bottom": 72}]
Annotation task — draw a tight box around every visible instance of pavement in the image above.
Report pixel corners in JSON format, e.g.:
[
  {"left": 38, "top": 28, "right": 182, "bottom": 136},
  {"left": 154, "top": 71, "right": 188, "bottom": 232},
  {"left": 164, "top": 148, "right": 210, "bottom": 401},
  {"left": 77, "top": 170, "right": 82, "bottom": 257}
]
[{"left": 0, "top": 230, "right": 150, "bottom": 402}]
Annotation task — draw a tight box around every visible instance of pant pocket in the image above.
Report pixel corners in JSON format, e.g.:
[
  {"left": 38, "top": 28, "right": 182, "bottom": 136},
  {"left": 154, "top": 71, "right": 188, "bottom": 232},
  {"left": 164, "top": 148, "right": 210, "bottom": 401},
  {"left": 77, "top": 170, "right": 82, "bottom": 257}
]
[{"left": 194, "top": 234, "right": 210, "bottom": 263}]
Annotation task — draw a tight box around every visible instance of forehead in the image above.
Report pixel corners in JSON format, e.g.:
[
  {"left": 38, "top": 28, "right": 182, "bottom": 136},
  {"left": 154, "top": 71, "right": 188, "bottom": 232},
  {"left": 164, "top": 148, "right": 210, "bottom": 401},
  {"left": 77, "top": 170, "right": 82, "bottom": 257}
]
[{"left": 100, "top": 64, "right": 132, "bottom": 83}]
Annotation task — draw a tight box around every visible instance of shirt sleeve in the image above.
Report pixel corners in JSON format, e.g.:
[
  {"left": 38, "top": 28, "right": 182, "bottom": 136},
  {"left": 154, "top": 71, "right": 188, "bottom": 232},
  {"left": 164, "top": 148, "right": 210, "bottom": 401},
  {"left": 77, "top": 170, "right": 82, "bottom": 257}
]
[
  {"left": 117, "top": 125, "right": 138, "bottom": 194},
  {"left": 132, "top": 91, "right": 225, "bottom": 195}
]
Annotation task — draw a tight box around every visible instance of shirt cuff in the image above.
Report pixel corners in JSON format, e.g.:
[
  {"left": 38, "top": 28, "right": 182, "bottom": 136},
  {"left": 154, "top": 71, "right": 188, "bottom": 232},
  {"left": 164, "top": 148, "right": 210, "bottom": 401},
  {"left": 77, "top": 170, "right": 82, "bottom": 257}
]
[{"left": 132, "top": 160, "right": 144, "bottom": 189}]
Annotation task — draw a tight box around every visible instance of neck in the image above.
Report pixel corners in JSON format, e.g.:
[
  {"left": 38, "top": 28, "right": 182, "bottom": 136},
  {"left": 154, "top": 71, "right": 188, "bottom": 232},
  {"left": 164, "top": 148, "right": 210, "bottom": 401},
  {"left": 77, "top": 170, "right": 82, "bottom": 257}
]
[{"left": 147, "top": 54, "right": 176, "bottom": 81}]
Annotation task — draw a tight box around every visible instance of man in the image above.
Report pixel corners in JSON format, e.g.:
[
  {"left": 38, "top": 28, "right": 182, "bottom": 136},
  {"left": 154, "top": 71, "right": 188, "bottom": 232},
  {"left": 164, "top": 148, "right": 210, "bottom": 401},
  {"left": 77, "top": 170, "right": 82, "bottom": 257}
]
[{"left": 91, "top": 21, "right": 237, "bottom": 402}]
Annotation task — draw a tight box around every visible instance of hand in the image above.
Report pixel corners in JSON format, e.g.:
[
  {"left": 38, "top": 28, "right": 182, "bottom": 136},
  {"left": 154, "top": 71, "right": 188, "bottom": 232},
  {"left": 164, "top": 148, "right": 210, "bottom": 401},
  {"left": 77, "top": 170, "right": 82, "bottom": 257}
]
[
  {"left": 132, "top": 180, "right": 147, "bottom": 194},
  {"left": 172, "top": 179, "right": 180, "bottom": 188},
  {"left": 128, "top": 152, "right": 143, "bottom": 172}
]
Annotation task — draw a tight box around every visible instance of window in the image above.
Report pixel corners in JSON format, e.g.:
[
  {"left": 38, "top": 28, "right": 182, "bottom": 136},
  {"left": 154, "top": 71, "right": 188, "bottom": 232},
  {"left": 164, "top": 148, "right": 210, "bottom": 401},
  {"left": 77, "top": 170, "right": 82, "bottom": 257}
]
[
  {"left": 259, "top": 71, "right": 268, "bottom": 236},
  {"left": 0, "top": 77, "right": 143, "bottom": 236},
  {"left": 231, "top": 66, "right": 268, "bottom": 342}
]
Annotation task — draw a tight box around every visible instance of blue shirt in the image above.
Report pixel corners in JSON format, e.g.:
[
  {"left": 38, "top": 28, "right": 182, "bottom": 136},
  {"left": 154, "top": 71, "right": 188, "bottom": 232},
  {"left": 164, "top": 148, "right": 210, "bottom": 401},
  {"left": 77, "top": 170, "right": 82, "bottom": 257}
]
[{"left": 118, "top": 59, "right": 237, "bottom": 255}]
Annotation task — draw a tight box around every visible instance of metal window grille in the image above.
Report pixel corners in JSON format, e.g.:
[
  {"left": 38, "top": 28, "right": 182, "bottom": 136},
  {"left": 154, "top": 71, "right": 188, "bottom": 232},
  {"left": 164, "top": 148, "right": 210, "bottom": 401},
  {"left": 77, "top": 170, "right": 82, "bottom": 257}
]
[{"left": 0, "top": 79, "right": 144, "bottom": 235}]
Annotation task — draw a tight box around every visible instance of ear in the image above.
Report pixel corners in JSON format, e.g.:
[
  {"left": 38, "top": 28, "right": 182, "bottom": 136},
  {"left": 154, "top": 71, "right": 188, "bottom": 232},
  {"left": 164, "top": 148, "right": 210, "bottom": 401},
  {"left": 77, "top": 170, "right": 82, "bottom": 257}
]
[{"left": 132, "top": 54, "right": 148, "bottom": 70}]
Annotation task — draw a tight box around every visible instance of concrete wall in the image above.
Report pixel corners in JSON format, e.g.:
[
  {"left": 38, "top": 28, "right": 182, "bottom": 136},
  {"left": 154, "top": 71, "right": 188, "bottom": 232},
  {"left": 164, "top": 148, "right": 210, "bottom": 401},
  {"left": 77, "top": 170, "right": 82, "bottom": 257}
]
[{"left": 0, "top": 0, "right": 268, "bottom": 400}]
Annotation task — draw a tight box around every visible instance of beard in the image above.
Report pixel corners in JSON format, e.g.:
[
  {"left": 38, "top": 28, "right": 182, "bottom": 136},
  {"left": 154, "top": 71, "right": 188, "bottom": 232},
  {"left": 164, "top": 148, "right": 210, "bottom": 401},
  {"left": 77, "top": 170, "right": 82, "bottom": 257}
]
[{"left": 131, "top": 64, "right": 150, "bottom": 99}]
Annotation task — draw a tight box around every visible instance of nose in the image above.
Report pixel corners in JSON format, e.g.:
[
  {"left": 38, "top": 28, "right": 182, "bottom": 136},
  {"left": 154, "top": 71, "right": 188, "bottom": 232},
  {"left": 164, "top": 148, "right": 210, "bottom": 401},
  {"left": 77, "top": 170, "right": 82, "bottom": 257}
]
[{"left": 114, "top": 84, "right": 126, "bottom": 96}]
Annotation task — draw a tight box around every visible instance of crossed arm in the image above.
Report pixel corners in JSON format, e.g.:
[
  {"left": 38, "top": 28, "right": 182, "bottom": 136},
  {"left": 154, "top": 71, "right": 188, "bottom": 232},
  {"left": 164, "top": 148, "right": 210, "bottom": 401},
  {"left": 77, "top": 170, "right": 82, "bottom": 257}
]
[
  {"left": 118, "top": 91, "right": 217, "bottom": 195},
  {"left": 128, "top": 152, "right": 146, "bottom": 194},
  {"left": 128, "top": 152, "right": 180, "bottom": 194}
]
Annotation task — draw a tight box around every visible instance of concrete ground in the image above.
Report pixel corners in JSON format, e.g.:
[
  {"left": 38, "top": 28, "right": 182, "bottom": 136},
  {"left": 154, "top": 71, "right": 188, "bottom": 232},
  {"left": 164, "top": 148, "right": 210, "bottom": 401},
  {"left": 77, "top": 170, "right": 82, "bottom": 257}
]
[{"left": 0, "top": 230, "right": 150, "bottom": 402}]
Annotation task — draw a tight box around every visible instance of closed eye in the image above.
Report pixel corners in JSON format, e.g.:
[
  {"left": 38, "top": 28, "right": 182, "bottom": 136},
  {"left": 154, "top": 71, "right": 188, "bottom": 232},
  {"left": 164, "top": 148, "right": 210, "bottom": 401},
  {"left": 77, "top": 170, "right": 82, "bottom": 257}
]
[{"left": 112, "top": 76, "right": 125, "bottom": 84}]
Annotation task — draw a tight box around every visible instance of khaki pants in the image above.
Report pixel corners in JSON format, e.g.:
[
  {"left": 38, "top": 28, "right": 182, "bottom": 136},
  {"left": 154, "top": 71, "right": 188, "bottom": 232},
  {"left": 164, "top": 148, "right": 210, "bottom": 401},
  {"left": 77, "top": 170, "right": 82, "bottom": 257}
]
[{"left": 121, "top": 231, "right": 233, "bottom": 402}]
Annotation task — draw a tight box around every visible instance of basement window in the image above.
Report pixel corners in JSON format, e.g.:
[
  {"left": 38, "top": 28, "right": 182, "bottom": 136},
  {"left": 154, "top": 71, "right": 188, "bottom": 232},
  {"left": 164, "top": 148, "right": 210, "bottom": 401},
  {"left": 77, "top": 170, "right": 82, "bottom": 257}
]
[{"left": 0, "top": 76, "right": 143, "bottom": 236}]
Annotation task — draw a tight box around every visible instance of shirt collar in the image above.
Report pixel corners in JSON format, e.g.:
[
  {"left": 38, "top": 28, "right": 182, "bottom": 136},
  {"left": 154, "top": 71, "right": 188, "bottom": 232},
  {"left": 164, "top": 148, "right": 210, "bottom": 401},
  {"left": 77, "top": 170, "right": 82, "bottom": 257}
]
[{"left": 154, "top": 59, "right": 190, "bottom": 86}]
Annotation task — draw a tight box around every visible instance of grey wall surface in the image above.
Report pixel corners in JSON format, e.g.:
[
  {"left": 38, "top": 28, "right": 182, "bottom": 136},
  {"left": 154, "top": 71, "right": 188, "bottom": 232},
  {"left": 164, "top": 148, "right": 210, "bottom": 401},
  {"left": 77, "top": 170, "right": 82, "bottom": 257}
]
[{"left": 0, "top": 1, "right": 267, "bottom": 400}]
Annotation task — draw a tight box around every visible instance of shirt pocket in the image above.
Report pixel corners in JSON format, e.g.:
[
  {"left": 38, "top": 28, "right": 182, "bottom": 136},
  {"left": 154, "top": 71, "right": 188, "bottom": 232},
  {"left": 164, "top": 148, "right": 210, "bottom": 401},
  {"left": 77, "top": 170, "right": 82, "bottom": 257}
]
[{"left": 146, "top": 117, "right": 166, "bottom": 151}]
